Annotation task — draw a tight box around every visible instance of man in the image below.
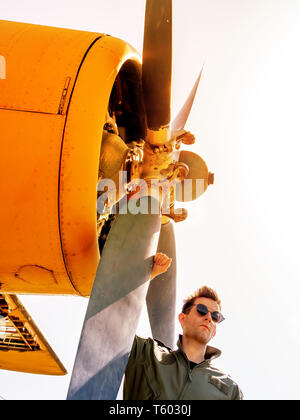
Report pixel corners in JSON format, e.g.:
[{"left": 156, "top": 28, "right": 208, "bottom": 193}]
[{"left": 123, "top": 253, "right": 243, "bottom": 400}]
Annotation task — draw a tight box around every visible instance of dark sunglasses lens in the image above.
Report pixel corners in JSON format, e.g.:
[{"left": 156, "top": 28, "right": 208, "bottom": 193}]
[
  {"left": 196, "top": 304, "right": 224, "bottom": 323},
  {"left": 196, "top": 304, "right": 208, "bottom": 316},
  {"left": 211, "top": 312, "right": 221, "bottom": 323}
]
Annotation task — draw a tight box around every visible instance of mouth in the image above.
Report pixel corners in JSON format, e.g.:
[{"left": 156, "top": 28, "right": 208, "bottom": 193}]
[{"left": 200, "top": 325, "right": 210, "bottom": 332}]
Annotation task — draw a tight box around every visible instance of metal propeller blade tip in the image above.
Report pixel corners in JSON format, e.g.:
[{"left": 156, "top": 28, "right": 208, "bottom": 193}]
[
  {"left": 142, "top": 0, "right": 172, "bottom": 130},
  {"left": 171, "top": 67, "right": 204, "bottom": 133}
]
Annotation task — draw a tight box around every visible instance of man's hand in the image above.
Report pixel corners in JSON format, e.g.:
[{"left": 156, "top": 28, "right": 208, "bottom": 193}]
[{"left": 151, "top": 253, "right": 172, "bottom": 280}]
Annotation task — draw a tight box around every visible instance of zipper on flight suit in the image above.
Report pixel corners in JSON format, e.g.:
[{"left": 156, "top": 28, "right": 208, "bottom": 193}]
[
  {"left": 178, "top": 361, "right": 194, "bottom": 400},
  {"left": 178, "top": 357, "right": 210, "bottom": 399}
]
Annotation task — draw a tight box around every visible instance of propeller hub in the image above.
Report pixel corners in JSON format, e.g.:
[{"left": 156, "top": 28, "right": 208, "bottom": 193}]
[{"left": 145, "top": 127, "right": 171, "bottom": 146}]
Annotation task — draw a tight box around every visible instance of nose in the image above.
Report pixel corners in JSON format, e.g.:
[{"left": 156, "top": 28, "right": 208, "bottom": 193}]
[{"left": 203, "top": 312, "right": 212, "bottom": 323}]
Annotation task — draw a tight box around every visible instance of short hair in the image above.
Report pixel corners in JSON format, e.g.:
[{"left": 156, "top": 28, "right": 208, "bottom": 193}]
[{"left": 181, "top": 286, "right": 222, "bottom": 314}]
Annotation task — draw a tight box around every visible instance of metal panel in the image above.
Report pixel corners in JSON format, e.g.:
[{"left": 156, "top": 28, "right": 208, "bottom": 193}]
[
  {"left": 0, "top": 20, "right": 101, "bottom": 114},
  {"left": 59, "top": 36, "right": 141, "bottom": 296},
  {"left": 0, "top": 109, "right": 73, "bottom": 295}
]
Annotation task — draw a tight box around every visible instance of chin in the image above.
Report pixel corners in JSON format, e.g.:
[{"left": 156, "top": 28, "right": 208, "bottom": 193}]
[{"left": 195, "top": 333, "right": 210, "bottom": 345}]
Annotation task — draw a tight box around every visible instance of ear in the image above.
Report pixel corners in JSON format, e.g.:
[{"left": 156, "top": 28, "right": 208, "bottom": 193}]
[{"left": 178, "top": 313, "right": 185, "bottom": 327}]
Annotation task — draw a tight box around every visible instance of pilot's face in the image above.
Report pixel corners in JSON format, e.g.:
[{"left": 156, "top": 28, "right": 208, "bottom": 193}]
[{"left": 179, "top": 297, "right": 220, "bottom": 344}]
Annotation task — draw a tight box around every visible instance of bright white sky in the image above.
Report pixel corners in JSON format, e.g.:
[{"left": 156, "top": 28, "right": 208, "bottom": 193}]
[{"left": 1, "top": 0, "right": 300, "bottom": 400}]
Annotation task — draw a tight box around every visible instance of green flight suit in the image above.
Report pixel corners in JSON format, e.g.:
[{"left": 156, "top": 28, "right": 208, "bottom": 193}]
[{"left": 124, "top": 335, "right": 243, "bottom": 400}]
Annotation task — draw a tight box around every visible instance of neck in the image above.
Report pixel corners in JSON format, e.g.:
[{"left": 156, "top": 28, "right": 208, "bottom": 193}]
[{"left": 181, "top": 335, "right": 207, "bottom": 364}]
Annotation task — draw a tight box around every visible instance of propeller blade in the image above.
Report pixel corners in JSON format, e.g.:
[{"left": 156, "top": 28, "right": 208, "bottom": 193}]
[
  {"left": 67, "top": 196, "right": 161, "bottom": 400},
  {"left": 171, "top": 68, "right": 203, "bottom": 132},
  {"left": 146, "top": 219, "right": 176, "bottom": 349},
  {"left": 175, "top": 150, "right": 213, "bottom": 202},
  {"left": 142, "top": 0, "right": 172, "bottom": 130}
]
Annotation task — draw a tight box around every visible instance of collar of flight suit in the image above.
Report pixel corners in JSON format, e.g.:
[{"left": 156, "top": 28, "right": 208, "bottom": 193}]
[{"left": 176, "top": 335, "right": 222, "bottom": 366}]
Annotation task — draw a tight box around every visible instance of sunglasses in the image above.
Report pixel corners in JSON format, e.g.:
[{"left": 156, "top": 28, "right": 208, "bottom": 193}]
[{"left": 193, "top": 304, "right": 225, "bottom": 324}]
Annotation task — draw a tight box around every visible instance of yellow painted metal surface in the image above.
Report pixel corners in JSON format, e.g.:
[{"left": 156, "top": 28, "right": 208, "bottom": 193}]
[
  {"left": 0, "top": 20, "right": 100, "bottom": 114},
  {"left": 0, "top": 294, "right": 66, "bottom": 375},
  {"left": 0, "top": 110, "right": 74, "bottom": 295},
  {"left": 0, "top": 20, "right": 142, "bottom": 297},
  {"left": 59, "top": 36, "right": 141, "bottom": 296}
]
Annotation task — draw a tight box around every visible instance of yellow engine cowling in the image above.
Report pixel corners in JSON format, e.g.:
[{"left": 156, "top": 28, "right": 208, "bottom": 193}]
[{"left": 0, "top": 20, "right": 141, "bottom": 296}]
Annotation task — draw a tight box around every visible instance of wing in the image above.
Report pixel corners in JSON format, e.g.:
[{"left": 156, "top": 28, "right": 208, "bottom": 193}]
[{"left": 0, "top": 294, "right": 66, "bottom": 375}]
